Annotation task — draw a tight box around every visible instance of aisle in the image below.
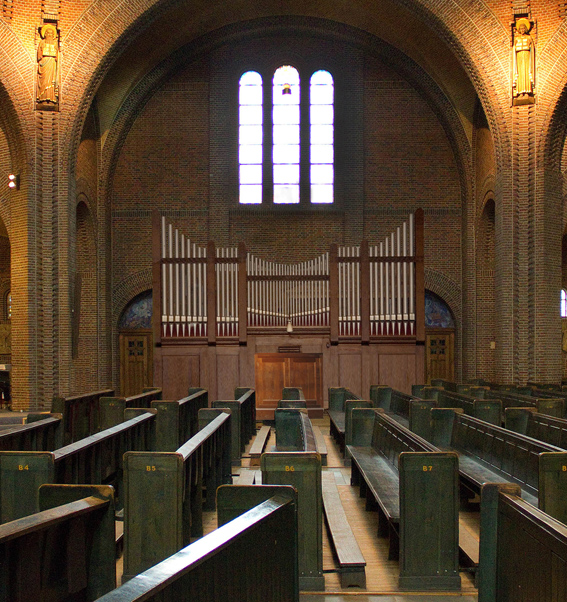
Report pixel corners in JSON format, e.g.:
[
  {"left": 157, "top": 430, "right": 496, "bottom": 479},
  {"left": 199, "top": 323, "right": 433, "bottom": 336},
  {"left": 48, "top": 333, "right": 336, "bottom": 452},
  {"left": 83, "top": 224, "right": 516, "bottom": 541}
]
[{"left": 235, "top": 417, "right": 478, "bottom": 599}]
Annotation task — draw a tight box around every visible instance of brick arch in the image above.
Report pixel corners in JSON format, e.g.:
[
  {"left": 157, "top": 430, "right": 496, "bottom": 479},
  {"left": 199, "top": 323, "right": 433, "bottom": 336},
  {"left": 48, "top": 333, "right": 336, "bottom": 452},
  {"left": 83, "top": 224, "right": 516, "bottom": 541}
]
[
  {"left": 62, "top": 0, "right": 513, "bottom": 202},
  {"left": 0, "top": 23, "right": 34, "bottom": 148},
  {"left": 96, "top": 16, "right": 475, "bottom": 221},
  {"left": 536, "top": 23, "right": 567, "bottom": 169},
  {"left": 113, "top": 269, "right": 153, "bottom": 328}
]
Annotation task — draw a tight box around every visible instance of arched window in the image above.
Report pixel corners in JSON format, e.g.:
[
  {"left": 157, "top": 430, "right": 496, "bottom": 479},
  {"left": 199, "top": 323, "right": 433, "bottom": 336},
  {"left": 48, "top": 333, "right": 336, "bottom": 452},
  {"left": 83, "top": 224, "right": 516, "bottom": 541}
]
[
  {"left": 238, "top": 65, "right": 334, "bottom": 205},
  {"left": 239, "top": 71, "right": 263, "bottom": 204},
  {"left": 4, "top": 291, "right": 10, "bottom": 321},
  {"left": 310, "top": 70, "right": 334, "bottom": 204},
  {"left": 273, "top": 66, "right": 300, "bottom": 204},
  {"left": 561, "top": 289, "right": 567, "bottom": 318}
]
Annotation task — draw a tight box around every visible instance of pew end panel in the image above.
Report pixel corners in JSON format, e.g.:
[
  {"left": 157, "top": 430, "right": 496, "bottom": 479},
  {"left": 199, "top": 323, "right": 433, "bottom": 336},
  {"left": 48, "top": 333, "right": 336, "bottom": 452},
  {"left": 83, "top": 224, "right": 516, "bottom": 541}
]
[
  {"left": 216, "top": 483, "right": 297, "bottom": 527},
  {"left": 430, "top": 408, "right": 463, "bottom": 448},
  {"left": 123, "top": 451, "right": 185, "bottom": 581},
  {"left": 38, "top": 483, "right": 116, "bottom": 599},
  {"left": 0, "top": 450, "right": 54, "bottom": 522},
  {"left": 478, "top": 482, "right": 522, "bottom": 602},
  {"left": 261, "top": 451, "right": 324, "bottom": 591},
  {"left": 369, "top": 385, "right": 392, "bottom": 410},
  {"left": 408, "top": 401, "right": 436, "bottom": 440},
  {"left": 504, "top": 407, "right": 536, "bottom": 434},
  {"left": 398, "top": 452, "right": 460, "bottom": 591},
  {"left": 538, "top": 452, "right": 567, "bottom": 525}
]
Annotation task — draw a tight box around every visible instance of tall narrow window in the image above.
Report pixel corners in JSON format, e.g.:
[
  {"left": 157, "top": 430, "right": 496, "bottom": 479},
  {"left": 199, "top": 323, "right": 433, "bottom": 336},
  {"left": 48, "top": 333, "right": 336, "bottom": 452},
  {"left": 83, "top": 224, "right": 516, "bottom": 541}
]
[
  {"left": 273, "top": 66, "right": 300, "bottom": 204},
  {"left": 561, "top": 289, "right": 567, "bottom": 318},
  {"left": 239, "top": 71, "right": 263, "bottom": 204},
  {"left": 310, "top": 70, "right": 334, "bottom": 204}
]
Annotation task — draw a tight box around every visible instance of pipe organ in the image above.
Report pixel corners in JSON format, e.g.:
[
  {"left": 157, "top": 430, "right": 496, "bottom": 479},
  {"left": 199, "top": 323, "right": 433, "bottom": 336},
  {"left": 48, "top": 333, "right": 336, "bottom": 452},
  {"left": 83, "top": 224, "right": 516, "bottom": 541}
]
[{"left": 153, "top": 210, "right": 424, "bottom": 345}]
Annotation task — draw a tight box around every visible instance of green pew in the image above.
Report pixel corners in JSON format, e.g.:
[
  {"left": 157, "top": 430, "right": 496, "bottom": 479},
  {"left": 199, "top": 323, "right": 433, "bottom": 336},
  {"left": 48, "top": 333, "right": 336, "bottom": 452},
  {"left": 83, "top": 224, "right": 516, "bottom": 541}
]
[
  {"left": 347, "top": 408, "right": 460, "bottom": 591},
  {"left": 0, "top": 413, "right": 63, "bottom": 451},
  {"left": 430, "top": 408, "right": 567, "bottom": 524},
  {"left": 99, "top": 387, "right": 162, "bottom": 430},
  {"left": 327, "top": 386, "right": 366, "bottom": 451},
  {"left": 52, "top": 388, "right": 114, "bottom": 445},
  {"left": 94, "top": 495, "right": 298, "bottom": 602},
  {"left": 0, "top": 410, "right": 156, "bottom": 523},
  {"left": 213, "top": 387, "right": 256, "bottom": 465},
  {"left": 0, "top": 483, "right": 116, "bottom": 601},
  {"left": 478, "top": 483, "right": 567, "bottom": 602},
  {"left": 123, "top": 411, "right": 232, "bottom": 580},
  {"left": 261, "top": 451, "right": 323, "bottom": 591},
  {"left": 151, "top": 387, "right": 208, "bottom": 451}
]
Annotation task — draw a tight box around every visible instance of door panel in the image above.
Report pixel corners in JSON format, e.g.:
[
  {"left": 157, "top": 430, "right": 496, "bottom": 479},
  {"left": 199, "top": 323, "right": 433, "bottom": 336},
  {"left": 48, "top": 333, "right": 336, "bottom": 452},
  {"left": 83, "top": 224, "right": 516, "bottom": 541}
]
[
  {"left": 255, "top": 353, "right": 322, "bottom": 410},
  {"left": 120, "top": 330, "right": 153, "bottom": 397},
  {"left": 425, "top": 330, "right": 454, "bottom": 384}
]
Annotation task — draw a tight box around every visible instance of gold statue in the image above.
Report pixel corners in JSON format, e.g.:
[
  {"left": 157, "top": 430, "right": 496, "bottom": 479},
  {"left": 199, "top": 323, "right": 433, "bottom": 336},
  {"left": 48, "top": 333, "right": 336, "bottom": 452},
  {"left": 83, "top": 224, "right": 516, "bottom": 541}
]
[
  {"left": 37, "top": 24, "right": 59, "bottom": 105},
  {"left": 512, "top": 18, "right": 535, "bottom": 104}
]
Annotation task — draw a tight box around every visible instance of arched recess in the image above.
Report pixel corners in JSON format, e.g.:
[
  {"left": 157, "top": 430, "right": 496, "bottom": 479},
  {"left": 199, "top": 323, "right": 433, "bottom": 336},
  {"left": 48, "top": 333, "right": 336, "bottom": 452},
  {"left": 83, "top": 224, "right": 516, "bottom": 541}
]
[
  {"left": 424, "top": 290, "right": 455, "bottom": 384},
  {"left": 117, "top": 290, "right": 153, "bottom": 397},
  {"left": 0, "top": 217, "right": 11, "bottom": 405},
  {"left": 476, "top": 196, "right": 496, "bottom": 381},
  {"left": 113, "top": 269, "right": 153, "bottom": 391},
  {"left": 0, "top": 80, "right": 29, "bottom": 409},
  {"left": 73, "top": 198, "right": 98, "bottom": 392},
  {"left": 561, "top": 225, "right": 567, "bottom": 378}
]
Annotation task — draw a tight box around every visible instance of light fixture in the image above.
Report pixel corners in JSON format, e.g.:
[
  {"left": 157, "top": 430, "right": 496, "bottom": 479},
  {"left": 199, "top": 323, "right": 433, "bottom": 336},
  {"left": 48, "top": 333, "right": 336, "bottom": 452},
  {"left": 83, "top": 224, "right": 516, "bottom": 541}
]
[
  {"left": 286, "top": 319, "right": 293, "bottom": 333},
  {"left": 282, "top": 83, "right": 291, "bottom": 95},
  {"left": 8, "top": 174, "right": 19, "bottom": 190}
]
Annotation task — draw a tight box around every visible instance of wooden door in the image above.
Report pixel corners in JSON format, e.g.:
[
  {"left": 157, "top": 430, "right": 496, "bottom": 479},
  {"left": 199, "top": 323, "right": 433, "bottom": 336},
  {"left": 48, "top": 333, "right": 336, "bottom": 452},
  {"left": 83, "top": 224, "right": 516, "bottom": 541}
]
[
  {"left": 425, "top": 329, "right": 454, "bottom": 384},
  {"left": 120, "top": 330, "right": 153, "bottom": 397},
  {"left": 255, "top": 353, "right": 323, "bottom": 416}
]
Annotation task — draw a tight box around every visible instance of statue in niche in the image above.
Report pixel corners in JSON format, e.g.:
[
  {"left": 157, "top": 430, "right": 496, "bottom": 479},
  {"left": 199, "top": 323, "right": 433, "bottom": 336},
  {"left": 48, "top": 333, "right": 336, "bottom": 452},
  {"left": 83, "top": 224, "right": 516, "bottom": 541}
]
[
  {"left": 512, "top": 18, "right": 535, "bottom": 105},
  {"left": 36, "top": 24, "right": 59, "bottom": 107}
]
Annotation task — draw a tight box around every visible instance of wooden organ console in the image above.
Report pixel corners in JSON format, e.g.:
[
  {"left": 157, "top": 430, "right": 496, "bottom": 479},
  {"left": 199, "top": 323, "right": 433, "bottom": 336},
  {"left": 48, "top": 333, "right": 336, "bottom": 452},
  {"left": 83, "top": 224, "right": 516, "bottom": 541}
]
[{"left": 152, "top": 210, "right": 425, "bottom": 418}]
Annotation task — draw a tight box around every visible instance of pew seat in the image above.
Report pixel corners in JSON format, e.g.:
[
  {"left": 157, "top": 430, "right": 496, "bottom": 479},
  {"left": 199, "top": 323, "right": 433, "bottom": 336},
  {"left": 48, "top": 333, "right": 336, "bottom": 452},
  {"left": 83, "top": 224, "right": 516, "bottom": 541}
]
[{"left": 322, "top": 471, "right": 366, "bottom": 587}]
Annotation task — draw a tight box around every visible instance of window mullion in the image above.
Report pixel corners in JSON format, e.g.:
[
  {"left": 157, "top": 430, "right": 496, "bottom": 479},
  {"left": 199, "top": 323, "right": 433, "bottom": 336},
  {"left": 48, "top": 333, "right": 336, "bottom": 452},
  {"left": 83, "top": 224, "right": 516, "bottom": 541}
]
[
  {"left": 263, "top": 70, "right": 274, "bottom": 205},
  {"left": 300, "top": 73, "right": 310, "bottom": 205}
]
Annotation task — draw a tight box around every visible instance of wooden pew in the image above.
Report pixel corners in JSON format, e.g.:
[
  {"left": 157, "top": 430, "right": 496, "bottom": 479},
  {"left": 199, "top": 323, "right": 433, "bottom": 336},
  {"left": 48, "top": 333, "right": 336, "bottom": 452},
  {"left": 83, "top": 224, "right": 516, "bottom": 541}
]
[
  {"left": 94, "top": 495, "right": 298, "bottom": 602},
  {"left": 0, "top": 483, "right": 116, "bottom": 602},
  {"left": 430, "top": 378, "right": 457, "bottom": 391},
  {"left": 505, "top": 406, "right": 567, "bottom": 448},
  {"left": 478, "top": 483, "right": 567, "bottom": 602},
  {"left": 0, "top": 410, "right": 156, "bottom": 523},
  {"left": 434, "top": 388, "right": 502, "bottom": 426},
  {"left": 212, "top": 387, "right": 256, "bottom": 464},
  {"left": 262, "top": 451, "right": 323, "bottom": 591},
  {"left": 369, "top": 385, "right": 436, "bottom": 441},
  {"left": 52, "top": 388, "right": 114, "bottom": 445},
  {"left": 480, "top": 387, "right": 565, "bottom": 419},
  {"left": 327, "top": 387, "right": 369, "bottom": 453},
  {"left": 152, "top": 387, "right": 208, "bottom": 451},
  {"left": 0, "top": 413, "right": 63, "bottom": 451},
  {"left": 98, "top": 387, "right": 162, "bottom": 430},
  {"left": 274, "top": 407, "right": 327, "bottom": 464},
  {"left": 122, "top": 411, "right": 232, "bottom": 580},
  {"left": 430, "top": 408, "right": 567, "bottom": 525},
  {"left": 346, "top": 408, "right": 460, "bottom": 591}
]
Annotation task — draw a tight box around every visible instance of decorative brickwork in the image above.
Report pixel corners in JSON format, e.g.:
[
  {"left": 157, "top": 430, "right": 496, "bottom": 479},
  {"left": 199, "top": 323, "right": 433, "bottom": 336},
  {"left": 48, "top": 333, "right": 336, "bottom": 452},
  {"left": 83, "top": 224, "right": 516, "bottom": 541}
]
[{"left": 3, "top": 1, "right": 567, "bottom": 405}]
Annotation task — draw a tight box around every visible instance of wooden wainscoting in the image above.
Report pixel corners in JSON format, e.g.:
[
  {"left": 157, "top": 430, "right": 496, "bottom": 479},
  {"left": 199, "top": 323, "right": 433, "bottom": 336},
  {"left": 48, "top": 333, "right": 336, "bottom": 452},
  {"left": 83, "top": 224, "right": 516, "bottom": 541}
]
[{"left": 255, "top": 353, "right": 323, "bottom": 419}]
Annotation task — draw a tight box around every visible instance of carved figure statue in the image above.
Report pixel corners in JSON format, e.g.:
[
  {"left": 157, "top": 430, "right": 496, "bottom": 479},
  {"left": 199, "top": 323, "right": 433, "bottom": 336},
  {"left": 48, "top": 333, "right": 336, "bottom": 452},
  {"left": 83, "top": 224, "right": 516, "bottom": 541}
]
[
  {"left": 37, "top": 24, "right": 59, "bottom": 104},
  {"left": 512, "top": 18, "right": 535, "bottom": 101}
]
